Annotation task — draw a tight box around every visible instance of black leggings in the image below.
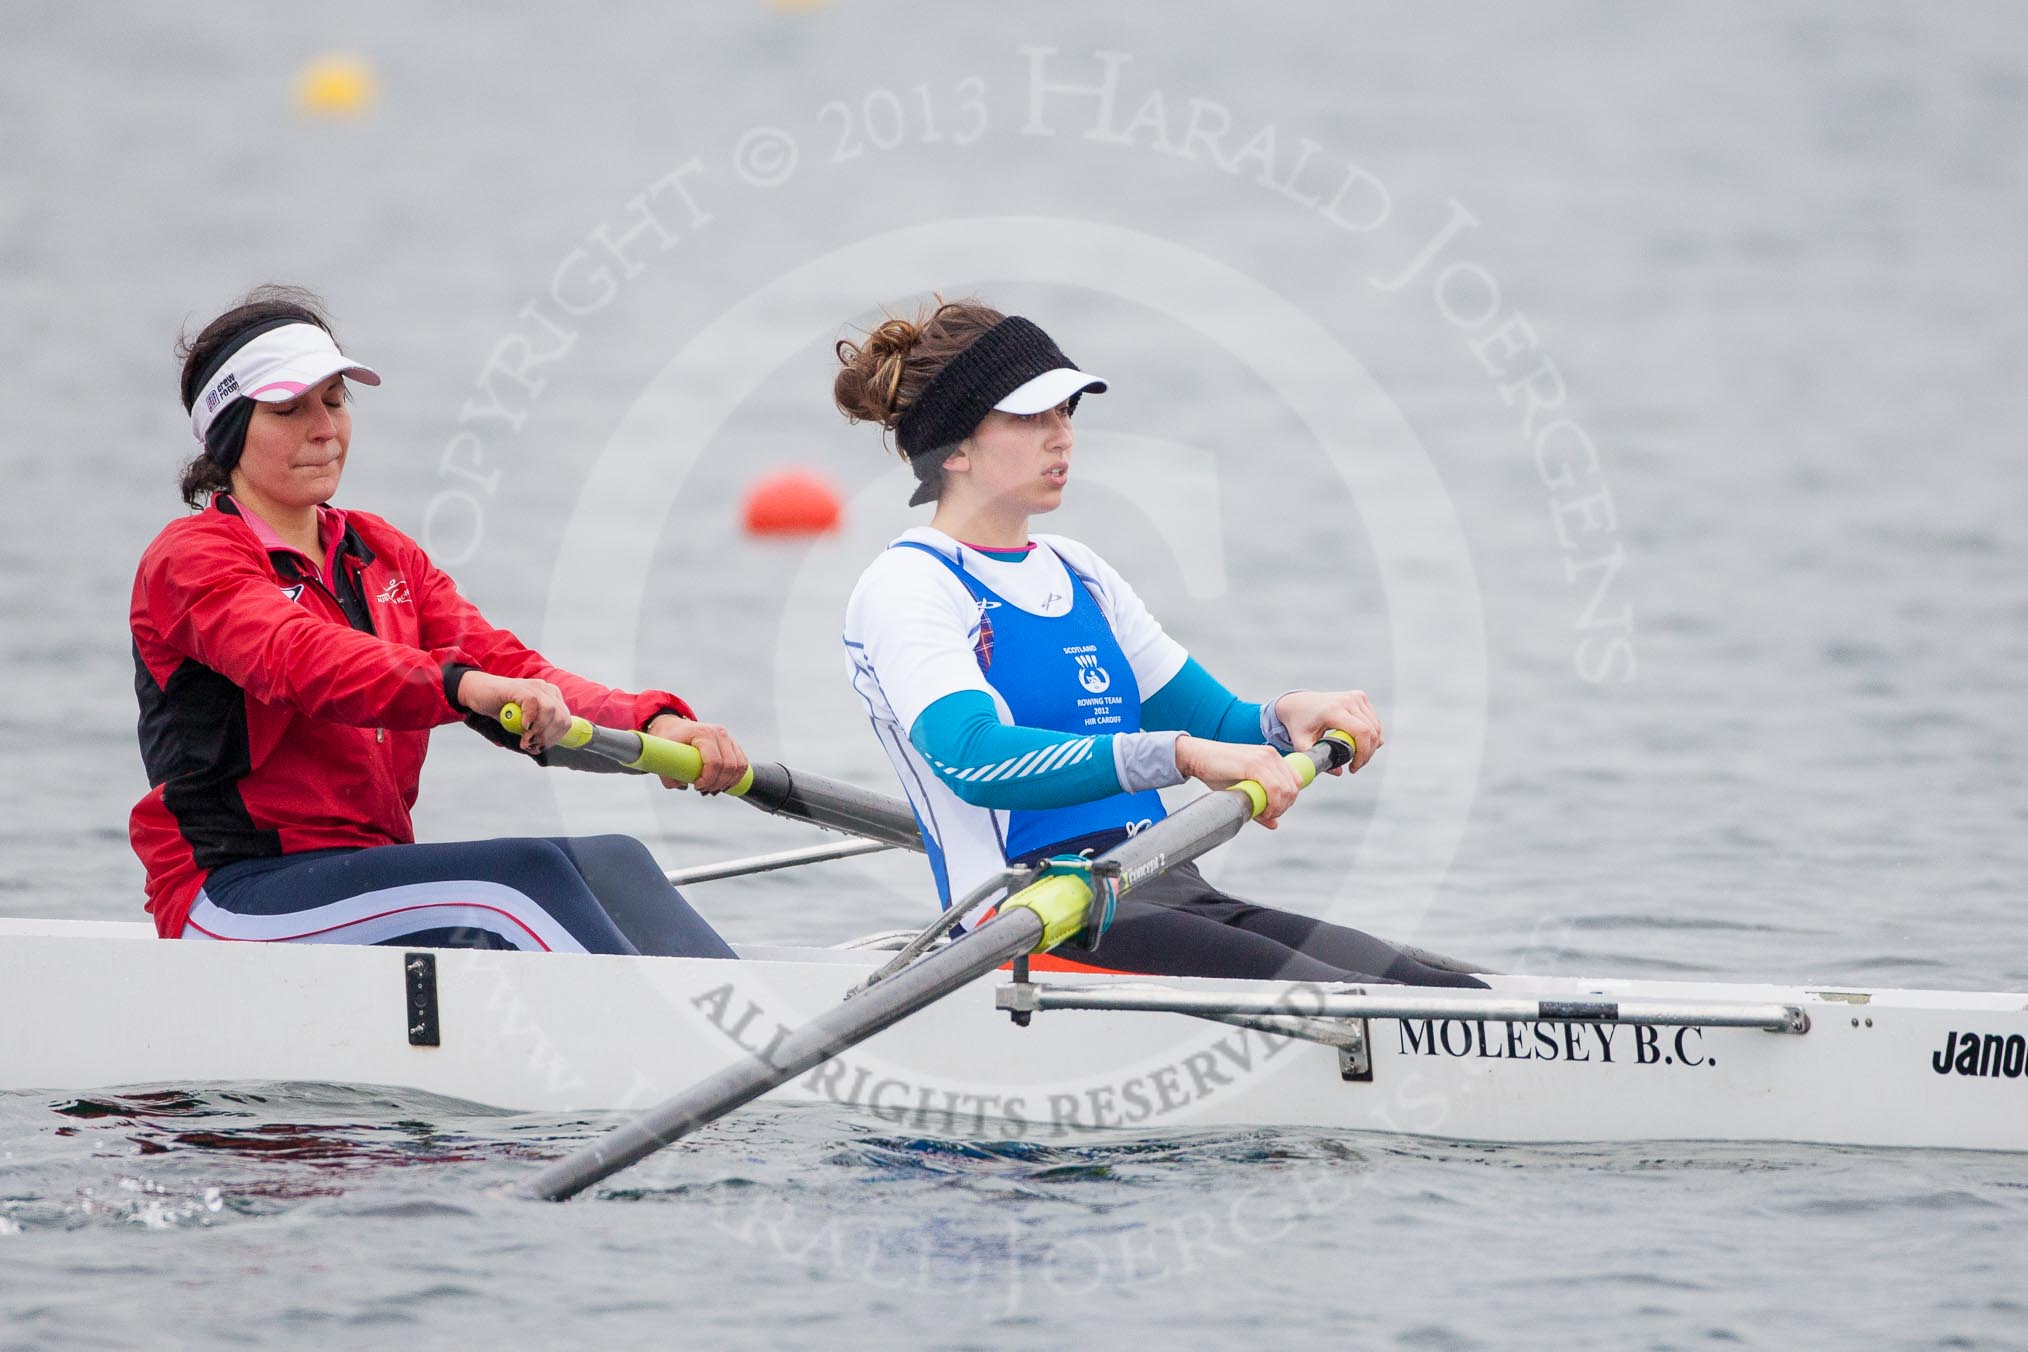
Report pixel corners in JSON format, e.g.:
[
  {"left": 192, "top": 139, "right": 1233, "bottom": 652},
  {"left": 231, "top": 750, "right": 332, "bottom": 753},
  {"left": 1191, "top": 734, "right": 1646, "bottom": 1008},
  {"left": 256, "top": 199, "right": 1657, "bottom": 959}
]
[{"left": 1063, "top": 861, "right": 1487, "bottom": 988}]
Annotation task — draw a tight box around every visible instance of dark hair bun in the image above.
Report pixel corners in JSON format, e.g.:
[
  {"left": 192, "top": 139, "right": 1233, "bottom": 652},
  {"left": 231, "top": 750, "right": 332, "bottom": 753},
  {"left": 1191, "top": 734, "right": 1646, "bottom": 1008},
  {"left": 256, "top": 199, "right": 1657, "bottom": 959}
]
[
  {"left": 832, "top": 316, "right": 925, "bottom": 429},
  {"left": 831, "top": 298, "right": 1007, "bottom": 464}
]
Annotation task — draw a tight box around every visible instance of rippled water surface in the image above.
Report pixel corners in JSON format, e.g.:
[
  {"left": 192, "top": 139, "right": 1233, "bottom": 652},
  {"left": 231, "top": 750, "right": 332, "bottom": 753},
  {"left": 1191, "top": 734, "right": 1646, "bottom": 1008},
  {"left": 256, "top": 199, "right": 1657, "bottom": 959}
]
[
  {"left": 9, "top": 1085, "right": 2027, "bottom": 1349},
  {"left": 5, "top": 2, "right": 2026, "bottom": 1347}
]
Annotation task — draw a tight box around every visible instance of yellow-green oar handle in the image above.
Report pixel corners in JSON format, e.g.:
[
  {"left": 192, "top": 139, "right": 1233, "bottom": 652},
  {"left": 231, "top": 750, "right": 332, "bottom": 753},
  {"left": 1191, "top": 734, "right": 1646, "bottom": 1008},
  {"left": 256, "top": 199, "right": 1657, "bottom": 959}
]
[
  {"left": 498, "top": 705, "right": 597, "bottom": 750},
  {"left": 1228, "top": 728, "right": 1359, "bottom": 817},
  {"left": 499, "top": 703, "right": 756, "bottom": 795}
]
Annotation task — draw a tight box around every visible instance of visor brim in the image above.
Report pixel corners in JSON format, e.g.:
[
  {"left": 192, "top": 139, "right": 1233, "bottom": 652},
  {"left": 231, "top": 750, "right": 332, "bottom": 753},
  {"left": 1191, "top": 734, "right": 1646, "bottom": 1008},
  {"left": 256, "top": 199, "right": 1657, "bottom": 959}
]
[
  {"left": 993, "top": 367, "right": 1107, "bottom": 415},
  {"left": 245, "top": 359, "right": 381, "bottom": 401}
]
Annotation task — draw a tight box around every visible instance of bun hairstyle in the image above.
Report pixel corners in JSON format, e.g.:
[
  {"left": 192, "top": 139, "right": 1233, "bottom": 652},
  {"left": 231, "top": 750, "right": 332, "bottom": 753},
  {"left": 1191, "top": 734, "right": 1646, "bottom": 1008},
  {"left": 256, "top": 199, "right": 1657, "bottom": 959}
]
[
  {"left": 173, "top": 284, "right": 339, "bottom": 509},
  {"left": 832, "top": 297, "right": 1005, "bottom": 452}
]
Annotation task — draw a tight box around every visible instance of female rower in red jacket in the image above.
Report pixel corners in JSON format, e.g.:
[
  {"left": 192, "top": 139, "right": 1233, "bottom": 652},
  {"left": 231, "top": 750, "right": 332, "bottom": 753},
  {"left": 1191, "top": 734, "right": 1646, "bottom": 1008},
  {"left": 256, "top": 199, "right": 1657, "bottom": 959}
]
[{"left": 130, "top": 286, "right": 746, "bottom": 956}]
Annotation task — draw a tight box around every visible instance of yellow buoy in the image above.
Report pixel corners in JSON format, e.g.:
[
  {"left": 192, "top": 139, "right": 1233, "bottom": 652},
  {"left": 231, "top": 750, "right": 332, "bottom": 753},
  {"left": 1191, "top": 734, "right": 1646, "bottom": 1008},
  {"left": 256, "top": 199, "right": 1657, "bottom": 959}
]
[{"left": 296, "top": 54, "right": 376, "bottom": 118}]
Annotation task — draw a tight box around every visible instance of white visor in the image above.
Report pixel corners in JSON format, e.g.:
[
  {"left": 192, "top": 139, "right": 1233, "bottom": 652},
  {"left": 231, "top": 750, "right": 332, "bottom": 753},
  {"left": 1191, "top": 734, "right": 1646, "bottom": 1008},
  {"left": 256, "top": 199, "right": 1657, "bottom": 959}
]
[
  {"left": 993, "top": 367, "right": 1107, "bottom": 416},
  {"left": 189, "top": 322, "right": 381, "bottom": 445}
]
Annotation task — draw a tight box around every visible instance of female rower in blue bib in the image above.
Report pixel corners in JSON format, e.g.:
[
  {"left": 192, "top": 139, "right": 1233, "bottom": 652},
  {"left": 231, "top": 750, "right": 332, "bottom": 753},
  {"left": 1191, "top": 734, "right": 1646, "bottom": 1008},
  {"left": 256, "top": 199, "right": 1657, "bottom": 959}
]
[{"left": 835, "top": 299, "right": 1486, "bottom": 988}]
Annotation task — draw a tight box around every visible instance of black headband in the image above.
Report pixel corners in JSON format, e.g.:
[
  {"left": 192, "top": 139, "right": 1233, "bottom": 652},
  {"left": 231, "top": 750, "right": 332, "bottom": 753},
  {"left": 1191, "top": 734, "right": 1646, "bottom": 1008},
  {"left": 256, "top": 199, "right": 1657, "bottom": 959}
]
[
  {"left": 190, "top": 315, "right": 305, "bottom": 473},
  {"left": 203, "top": 399, "right": 256, "bottom": 473},
  {"left": 894, "top": 316, "right": 1093, "bottom": 506}
]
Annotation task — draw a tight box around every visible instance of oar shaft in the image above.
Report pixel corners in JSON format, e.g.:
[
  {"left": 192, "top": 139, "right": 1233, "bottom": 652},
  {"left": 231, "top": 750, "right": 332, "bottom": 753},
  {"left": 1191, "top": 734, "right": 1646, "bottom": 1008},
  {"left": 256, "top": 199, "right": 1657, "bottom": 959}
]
[
  {"left": 741, "top": 762, "right": 923, "bottom": 850},
  {"left": 526, "top": 735, "right": 1357, "bottom": 1201},
  {"left": 498, "top": 704, "right": 923, "bottom": 849},
  {"left": 524, "top": 908, "right": 1045, "bottom": 1202}
]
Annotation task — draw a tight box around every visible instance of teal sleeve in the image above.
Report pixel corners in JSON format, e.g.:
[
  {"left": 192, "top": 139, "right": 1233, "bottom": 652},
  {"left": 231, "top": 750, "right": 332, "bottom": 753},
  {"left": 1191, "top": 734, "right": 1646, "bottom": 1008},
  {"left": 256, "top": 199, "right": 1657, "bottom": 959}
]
[
  {"left": 908, "top": 690, "right": 1125, "bottom": 809},
  {"left": 1139, "top": 657, "right": 1265, "bottom": 744}
]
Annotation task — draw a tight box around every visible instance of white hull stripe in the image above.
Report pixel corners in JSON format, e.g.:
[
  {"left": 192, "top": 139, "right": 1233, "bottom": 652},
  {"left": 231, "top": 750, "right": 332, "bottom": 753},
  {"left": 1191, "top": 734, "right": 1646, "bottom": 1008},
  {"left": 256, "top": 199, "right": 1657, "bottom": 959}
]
[{"left": 183, "top": 880, "right": 592, "bottom": 953}]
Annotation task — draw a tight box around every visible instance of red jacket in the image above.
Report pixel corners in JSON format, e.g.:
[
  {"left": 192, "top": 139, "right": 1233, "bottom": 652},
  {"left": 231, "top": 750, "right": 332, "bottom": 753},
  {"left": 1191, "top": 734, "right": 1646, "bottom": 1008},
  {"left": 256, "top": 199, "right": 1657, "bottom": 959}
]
[{"left": 129, "top": 495, "right": 694, "bottom": 937}]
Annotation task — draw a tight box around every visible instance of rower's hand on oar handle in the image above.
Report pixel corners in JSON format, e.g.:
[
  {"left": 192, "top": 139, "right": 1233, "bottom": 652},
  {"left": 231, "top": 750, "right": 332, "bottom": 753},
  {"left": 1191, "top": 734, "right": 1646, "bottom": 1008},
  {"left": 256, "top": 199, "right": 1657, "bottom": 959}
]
[
  {"left": 644, "top": 714, "right": 751, "bottom": 794},
  {"left": 1175, "top": 735, "right": 1305, "bottom": 828},
  {"left": 460, "top": 673, "right": 573, "bottom": 754},
  {"left": 1274, "top": 690, "right": 1384, "bottom": 773}
]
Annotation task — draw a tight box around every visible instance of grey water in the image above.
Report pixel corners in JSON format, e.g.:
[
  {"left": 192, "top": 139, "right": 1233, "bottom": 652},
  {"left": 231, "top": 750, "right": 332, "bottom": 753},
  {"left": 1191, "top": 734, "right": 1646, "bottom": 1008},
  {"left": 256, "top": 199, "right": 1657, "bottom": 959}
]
[{"left": 4, "top": 3, "right": 2027, "bottom": 1347}]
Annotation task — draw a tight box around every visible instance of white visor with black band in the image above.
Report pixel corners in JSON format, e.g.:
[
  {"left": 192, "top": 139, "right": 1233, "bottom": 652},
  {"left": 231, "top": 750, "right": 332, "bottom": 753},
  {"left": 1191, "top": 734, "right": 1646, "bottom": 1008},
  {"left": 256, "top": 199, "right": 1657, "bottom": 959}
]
[{"left": 189, "top": 323, "right": 381, "bottom": 446}]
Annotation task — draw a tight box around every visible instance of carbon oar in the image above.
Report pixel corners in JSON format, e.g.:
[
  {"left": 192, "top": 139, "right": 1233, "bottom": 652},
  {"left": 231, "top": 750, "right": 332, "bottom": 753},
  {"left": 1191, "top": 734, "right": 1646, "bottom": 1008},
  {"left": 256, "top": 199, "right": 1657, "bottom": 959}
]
[
  {"left": 523, "top": 732, "right": 1357, "bottom": 1202},
  {"left": 499, "top": 705, "right": 922, "bottom": 849}
]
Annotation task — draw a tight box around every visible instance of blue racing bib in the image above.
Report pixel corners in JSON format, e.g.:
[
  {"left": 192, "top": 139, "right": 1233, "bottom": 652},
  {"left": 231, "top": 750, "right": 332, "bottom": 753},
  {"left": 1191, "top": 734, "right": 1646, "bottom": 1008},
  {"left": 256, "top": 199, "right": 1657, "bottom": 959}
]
[{"left": 893, "top": 541, "right": 1169, "bottom": 861}]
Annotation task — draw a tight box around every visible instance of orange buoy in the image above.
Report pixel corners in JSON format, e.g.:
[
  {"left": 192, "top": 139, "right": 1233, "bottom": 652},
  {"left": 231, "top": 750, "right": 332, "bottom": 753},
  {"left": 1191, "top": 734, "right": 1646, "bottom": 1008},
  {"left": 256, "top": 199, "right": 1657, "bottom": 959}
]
[{"left": 742, "top": 468, "right": 842, "bottom": 536}]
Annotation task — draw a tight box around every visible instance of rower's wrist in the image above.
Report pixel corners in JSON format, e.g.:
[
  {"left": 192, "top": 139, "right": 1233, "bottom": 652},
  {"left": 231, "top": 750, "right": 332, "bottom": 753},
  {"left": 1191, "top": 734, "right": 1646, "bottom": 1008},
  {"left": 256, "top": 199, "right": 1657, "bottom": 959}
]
[
  {"left": 1261, "top": 690, "right": 1302, "bottom": 752},
  {"left": 1114, "top": 731, "right": 1188, "bottom": 794},
  {"left": 447, "top": 663, "right": 482, "bottom": 714}
]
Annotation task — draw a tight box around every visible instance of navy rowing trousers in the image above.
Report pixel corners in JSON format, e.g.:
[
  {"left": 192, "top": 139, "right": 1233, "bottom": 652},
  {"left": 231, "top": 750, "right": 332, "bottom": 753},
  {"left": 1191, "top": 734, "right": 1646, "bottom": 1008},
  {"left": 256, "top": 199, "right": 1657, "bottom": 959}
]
[{"left": 185, "top": 835, "right": 734, "bottom": 958}]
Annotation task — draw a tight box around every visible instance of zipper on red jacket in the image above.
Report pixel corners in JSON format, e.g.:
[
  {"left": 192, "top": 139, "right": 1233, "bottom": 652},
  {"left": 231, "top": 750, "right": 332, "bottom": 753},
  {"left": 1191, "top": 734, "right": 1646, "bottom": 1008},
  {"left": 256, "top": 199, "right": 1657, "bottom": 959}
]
[
  {"left": 273, "top": 555, "right": 375, "bottom": 636},
  {"left": 273, "top": 554, "right": 391, "bottom": 744}
]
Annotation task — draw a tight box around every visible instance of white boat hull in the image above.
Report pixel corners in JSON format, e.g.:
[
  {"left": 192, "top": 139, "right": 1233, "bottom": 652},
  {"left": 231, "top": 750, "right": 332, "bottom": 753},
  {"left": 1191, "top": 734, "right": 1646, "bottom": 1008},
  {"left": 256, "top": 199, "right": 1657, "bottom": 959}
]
[{"left": 5, "top": 919, "right": 2024, "bottom": 1152}]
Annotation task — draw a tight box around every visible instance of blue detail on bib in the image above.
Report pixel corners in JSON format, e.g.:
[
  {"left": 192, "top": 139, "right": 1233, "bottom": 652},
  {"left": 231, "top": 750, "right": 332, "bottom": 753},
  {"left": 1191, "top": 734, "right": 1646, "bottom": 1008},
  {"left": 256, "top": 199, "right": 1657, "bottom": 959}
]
[{"left": 894, "top": 542, "right": 1169, "bottom": 859}]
